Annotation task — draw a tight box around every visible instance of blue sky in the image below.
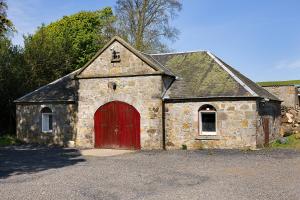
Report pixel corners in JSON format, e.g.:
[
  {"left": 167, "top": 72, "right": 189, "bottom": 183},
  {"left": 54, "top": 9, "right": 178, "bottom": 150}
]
[{"left": 7, "top": 0, "right": 300, "bottom": 82}]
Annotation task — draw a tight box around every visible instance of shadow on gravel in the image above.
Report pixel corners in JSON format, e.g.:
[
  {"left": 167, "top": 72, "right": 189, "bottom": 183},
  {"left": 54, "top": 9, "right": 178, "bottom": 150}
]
[{"left": 0, "top": 145, "right": 85, "bottom": 179}]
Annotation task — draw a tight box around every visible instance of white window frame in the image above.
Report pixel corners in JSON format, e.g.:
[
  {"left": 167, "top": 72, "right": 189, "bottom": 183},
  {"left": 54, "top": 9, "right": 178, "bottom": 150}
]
[
  {"left": 199, "top": 110, "right": 217, "bottom": 136},
  {"left": 42, "top": 113, "right": 53, "bottom": 133}
]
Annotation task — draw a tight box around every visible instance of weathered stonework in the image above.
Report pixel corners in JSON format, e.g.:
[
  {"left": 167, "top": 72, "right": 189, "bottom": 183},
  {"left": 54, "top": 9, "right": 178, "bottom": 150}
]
[
  {"left": 165, "top": 101, "right": 258, "bottom": 149},
  {"left": 263, "top": 86, "right": 299, "bottom": 107},
  {"left": 165, "top": 100, "right": 281, "bottom": 150},
  {"left": 16, "top": 103, "right": 77, "bottom": 145},
  {"left": 256, "top": 101, "right": 281, "bottom": 147},
  {"left": 76, "top": 40, "right": 164, "bottom": 149},
  {"left": 76, "top": 76, "right": 163, "bottom": 149},
  {"left": 79, "top": 41, "right": 156, "bottom": 78}
]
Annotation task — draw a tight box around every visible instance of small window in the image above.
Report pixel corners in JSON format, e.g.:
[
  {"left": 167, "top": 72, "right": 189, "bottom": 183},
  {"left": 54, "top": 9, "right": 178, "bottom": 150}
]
[
  {"left": 199, "top": 105, "right": 217, "bottom": 135},
  {"left": 41, "top": 107, "right": 53, "bottom": 133}
]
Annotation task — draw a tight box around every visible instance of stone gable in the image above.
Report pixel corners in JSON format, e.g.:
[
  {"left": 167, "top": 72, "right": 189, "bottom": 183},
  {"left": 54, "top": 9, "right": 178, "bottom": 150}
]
[{"left": 78, "top": 41, "right": 157, "bottom": 78}]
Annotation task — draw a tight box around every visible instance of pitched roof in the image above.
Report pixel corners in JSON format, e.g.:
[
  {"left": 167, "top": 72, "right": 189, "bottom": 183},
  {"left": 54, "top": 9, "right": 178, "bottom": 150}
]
[
  {"left": 15, "top": 38, "right": 280, "bottom": 103},
  {"left": 150, "top": 51, "right": 280, "bottom": 101},
  {"left": 15, "top": 70, "right": 79, "bottom": 103}
]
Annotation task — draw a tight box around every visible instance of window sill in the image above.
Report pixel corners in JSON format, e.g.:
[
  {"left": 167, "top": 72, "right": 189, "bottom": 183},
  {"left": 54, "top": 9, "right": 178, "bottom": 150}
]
[
  {"left": 196, "top": 135, "right": 221, "bottom": 140},
  {"left": 42, "top": 131, "right": 53, "bottom": 134}
]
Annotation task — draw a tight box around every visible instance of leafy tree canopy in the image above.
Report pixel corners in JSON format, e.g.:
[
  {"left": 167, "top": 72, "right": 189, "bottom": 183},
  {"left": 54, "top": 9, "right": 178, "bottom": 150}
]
[
  {"left": 0, "top": 0, "right": 15, "bottom": 37},
  {"left": 0, "top": 37, "right": 27, "bottom": 134},
  {"left": 24, "top": 7, "right": 116, "bottom": 87}
]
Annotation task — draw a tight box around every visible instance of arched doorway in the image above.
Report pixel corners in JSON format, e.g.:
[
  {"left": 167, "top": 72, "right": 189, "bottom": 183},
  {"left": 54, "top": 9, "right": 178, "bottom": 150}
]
[{"left": 94, "top": 101, "right": 140, "bottom": 149}]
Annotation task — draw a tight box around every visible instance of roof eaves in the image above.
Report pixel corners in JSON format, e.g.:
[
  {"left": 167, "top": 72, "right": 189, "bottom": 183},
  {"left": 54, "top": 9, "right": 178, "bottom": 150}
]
[
  {"left": 163, "top": 95, "right": 262, "bottom": 101},
  {"left": 15, "top": 100, "right": 76, "bottom": 104},
  {"left": 206, "top": 51, "right": 258, "bottom": 97},
  {"left": 149, "top": 50, "right": 207, "bottom": 56},
  {"left": 260, "top": 84, "right": 295, "bottom": 87}
]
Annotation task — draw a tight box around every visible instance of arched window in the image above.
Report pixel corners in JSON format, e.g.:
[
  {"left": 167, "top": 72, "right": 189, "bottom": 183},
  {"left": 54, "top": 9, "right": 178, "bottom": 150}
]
[
  {"left": 199, "top": 104, "right": 217, "bottom": 135},
  {"left": 41, "top": 107, "right": 53, "bottom": 133}
]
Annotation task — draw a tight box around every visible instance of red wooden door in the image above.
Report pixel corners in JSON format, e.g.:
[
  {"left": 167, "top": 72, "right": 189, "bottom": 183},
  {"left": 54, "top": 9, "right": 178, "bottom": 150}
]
[{"left": 94, "top": 101, "right": 140, "bottom": 149}]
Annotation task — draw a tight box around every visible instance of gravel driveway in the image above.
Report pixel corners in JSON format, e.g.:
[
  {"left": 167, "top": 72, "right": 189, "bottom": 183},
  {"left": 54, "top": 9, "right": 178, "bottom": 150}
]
[{"left": 0, "top": 146, "right": 300, "bottom": 200}]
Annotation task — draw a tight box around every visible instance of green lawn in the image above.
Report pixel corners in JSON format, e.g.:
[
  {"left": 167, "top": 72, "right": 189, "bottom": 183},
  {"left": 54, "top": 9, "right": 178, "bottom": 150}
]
[
  {"left": 270, "top": 134, "right": 300, "bottom": 150},
  {"left": 257, "top": 80, "right": 300, "bottom": 87}
]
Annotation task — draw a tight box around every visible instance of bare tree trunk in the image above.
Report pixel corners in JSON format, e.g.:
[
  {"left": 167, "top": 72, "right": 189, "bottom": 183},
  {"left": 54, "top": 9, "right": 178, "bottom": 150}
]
[
  {"left": 116, "top": 0, "right": 181, "bottom": 52},
  {"left": 135, "top": 0, "right": 148, "bottom": 50}
]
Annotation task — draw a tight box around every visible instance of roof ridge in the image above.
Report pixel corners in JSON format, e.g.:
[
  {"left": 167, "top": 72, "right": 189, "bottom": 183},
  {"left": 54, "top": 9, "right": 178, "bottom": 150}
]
[
  {"left": 206, "top": 51, "right": 258, "bottom": 97},
  {"left": 141, "top": 52, "right": 176, "bottom": 76},
  {"left": 149, "top": 50, "right": 207, "bottom": 56}
]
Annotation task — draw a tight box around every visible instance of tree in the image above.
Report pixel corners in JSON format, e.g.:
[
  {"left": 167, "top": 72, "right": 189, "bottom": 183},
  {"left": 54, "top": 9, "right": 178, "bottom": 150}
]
[
  {"left": 115, "top": 0, "right": 182, "bottom": 52},
  {"left": 0, "top": 0, "right": 14, "bottom": 36},
  {"left": 24, "top": 7, "right": 116, "bottom": 87},
  {"left": 0, "top": 37, "right": 27, "bottom": 134}
]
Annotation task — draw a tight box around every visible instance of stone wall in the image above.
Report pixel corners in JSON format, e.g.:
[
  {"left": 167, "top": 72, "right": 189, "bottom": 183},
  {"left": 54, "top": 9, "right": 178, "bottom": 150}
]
[
  {"left": 263, "top": 86, "right": 298, "bottom": 107},
  {"left": 165, "top": 101, "right": 258, "bottom": 149},
  {"left": 76, "top": 76, "right": 163, "bottom": 149},
  {"left": 16, "top": 103, "right": 77, "bottom": 145},
  {"left": 79, "top": 41, "right": 156, "bottom": 78},
  {"left": 256, "top": 101, "right": 281, "bottom": 147}
]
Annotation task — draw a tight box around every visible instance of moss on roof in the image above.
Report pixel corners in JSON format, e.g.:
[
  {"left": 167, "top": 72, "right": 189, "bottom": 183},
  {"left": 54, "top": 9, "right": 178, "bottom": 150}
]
[
  {"left": 257, "top": 80, "right": 300, "bottom": 87},
  {"left": 16, "top": 46, "right": 281, "bottom": 103},
  {"left": 216, "top": 57, "right": 280, "bottom": 101},
  {"left": 151, "top": 52, "right": 251, "bottom": 98}
]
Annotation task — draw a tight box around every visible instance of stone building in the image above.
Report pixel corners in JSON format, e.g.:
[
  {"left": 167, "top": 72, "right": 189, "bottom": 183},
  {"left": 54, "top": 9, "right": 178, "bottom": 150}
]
[
  {"left": 15, "top": 36, "right": 281, "bottom": 150},
  {"left": 258, "top": 81, "right": 300, "bottom": 108}
]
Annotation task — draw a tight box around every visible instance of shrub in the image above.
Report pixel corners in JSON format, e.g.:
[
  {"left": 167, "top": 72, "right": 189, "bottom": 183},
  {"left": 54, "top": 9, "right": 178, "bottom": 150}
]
[{"left": 0, "top": 135, "right": 22, "bottom": 147}]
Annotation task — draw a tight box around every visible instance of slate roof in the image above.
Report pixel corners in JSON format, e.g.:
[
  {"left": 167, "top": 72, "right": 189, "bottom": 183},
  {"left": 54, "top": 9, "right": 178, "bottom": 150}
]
[
  {"left": 15, "top": 37, "right": 280, "bottom": 103},
  {"left": 15, "top": 70, "right": 79, "bottom": 103},
  {"left": 149, "top": 51, "right": 280, "bottom": 101}
]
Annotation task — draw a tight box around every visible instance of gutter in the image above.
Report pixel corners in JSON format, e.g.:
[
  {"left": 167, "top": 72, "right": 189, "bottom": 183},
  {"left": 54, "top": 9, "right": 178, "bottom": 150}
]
[
  {"left": 163, "top": 96, "right": 261, "bottom": 103},
  {"left": 162, "top": 100, "right": 166, "bottom": 150},
  {"left": 76, "top": 72, "right": 167, "bottom": 79},
  {"left": 14, "top": 100, "right": 77, "bottom": 105}
]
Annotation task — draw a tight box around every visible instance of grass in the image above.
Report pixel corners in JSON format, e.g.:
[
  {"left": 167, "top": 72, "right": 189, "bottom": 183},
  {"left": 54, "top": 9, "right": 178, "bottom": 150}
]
[
  {"left": 270, "top": 134, "right": 300, "bottom": 150},
  {"left": 0, "top": 135, "right": 23, "bottom": 147},
  {"left": 181, "top": 144, "right": 187, "bottom": 150},
  {"left": 257, "top": 80, "right": 300, "bottom": 87}
]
